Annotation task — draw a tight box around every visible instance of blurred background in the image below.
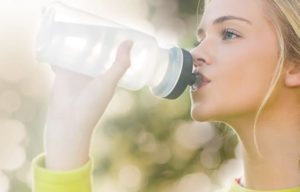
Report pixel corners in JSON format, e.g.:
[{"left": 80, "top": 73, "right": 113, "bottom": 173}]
[{"left": 0, "top": 0, "right": 242, "bottom": 191}]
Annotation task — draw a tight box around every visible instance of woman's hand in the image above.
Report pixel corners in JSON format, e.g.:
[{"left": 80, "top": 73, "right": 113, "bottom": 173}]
[{"left": 45, "top": 41, "right": 133, "bottom": 170}]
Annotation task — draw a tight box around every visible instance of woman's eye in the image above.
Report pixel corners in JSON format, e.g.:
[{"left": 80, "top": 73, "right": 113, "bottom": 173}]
[{"left": 222, "top": 29, "right": 241, "bottom": 40}]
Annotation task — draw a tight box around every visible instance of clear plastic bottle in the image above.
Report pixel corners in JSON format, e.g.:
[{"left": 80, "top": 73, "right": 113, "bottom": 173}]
[{"left": 36, "top": 2, "right": 196, "bottom": 99}]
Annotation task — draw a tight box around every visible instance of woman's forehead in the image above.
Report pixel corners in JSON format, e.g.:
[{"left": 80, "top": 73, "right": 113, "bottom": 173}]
[{"left": 200, "top": 0, "right": 264, "bottom": 27}]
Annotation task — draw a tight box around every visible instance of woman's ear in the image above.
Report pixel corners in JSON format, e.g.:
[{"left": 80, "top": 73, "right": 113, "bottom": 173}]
[{"left": 284, "top": 61, "right": 300, "bottom": 88}]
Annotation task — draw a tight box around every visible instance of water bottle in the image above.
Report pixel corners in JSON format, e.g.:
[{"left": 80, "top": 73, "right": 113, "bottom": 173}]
[{"left": 36, "top": 2, "right": 199, "bottom": 99}]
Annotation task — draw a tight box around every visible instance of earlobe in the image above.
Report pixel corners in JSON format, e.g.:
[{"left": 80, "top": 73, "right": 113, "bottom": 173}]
[{"left": 284, "top": 62, "right": 300, "bottom": 88}]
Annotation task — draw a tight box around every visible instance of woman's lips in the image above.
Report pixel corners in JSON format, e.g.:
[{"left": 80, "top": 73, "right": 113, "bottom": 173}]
[{"left": 191, "top": 73, "right": 211, "bottom": 92}]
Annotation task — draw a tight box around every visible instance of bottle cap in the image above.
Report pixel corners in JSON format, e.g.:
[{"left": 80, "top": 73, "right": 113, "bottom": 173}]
[{"left": 151, "top": 47, "right": 195, "bottom": 99}]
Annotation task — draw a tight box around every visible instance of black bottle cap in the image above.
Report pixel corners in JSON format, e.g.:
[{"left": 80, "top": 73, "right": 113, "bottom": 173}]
[
  {"left": 164, "top": 48, "right": 194, "bottom": 99},
  {"left": 151, "top": 47, "right": 195, "bottom": 99}
]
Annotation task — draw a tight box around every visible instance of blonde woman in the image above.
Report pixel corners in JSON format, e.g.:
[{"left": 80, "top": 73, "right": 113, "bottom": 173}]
[{"left": 33, "top": 0, "right": 300, "bottom": 191}]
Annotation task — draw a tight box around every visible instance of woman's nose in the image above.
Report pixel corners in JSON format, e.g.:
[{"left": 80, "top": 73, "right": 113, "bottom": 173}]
[{"left": 190, "top": 41, "right": 212, "bottom": 67}]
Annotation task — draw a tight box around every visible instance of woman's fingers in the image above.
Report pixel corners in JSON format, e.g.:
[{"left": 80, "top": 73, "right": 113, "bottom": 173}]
[
  {"left": 68, "top": 41, "right": 134, "bottom": 129},
  {"left": 45, "top": 41, "right": 134, "bottom": 170},
  {"left": 49, "top": 40, "right": 134, "bottom": 125},
  {"left": 101, "top": 40, "right": 133, "bottom": 84}
]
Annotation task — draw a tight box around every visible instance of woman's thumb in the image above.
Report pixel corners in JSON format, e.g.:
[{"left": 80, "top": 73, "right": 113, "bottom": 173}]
[{"left": 104, "top": 40, "right": 133, "bottom": 83}]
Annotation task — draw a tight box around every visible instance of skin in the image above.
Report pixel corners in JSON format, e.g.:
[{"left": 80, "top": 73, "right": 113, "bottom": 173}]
[
  {"left": 45, "top": 41, "right": 133, "bottom": 170},
  {"left": 45, "top": 0, "right": 300, "bottom": 190},
  {"left": 191, "top": 0, "right": 300, "bottom": 190}
]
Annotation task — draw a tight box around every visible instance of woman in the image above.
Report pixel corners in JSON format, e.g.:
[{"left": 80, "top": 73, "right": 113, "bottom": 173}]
[{"left": 33, "top": 0, "right": 300, "bottom": 191}]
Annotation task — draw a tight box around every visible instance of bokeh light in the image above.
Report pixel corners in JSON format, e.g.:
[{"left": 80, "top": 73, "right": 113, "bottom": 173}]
[
  {"left": 0, "top": 90, "right": 21, "bottom": 114},
  {"left": 176, "top": 172, "right": 212, "bottom": 192},
  {"left": 175, "top": 122, "right": 216, "bottom": 150},
  {"left": 0, "top": 171, "right": 9, "bottom": 192},
  {"left": 118, "top": 164, "right": 142, "bottom": 189}
]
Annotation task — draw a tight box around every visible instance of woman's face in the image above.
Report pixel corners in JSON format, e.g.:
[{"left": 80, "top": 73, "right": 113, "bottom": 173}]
[{"left": 190, "top": 0, "right": 279, "bottom": 123}]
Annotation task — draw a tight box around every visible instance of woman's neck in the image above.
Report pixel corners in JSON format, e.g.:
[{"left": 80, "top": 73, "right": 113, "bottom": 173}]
[
  {"left": 227, "top": 92, "right": 300, "bottom": 190},
  {"left": 241, "top": 121, "right": 300, "bottom": 190}
]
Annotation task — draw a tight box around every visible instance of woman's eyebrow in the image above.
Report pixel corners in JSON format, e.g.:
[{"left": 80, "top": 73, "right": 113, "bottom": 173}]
[
  {"left": 213, "top": 15, "right": 252, "bottom": 25},
  {"left": 197, "top": 15, "right": 252, "bottom": 35}
]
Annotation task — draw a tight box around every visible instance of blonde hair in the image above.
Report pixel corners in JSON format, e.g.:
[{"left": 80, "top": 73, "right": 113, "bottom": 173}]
[{"left": 200, "top": 0, "right": 300, "bottom": 157}]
